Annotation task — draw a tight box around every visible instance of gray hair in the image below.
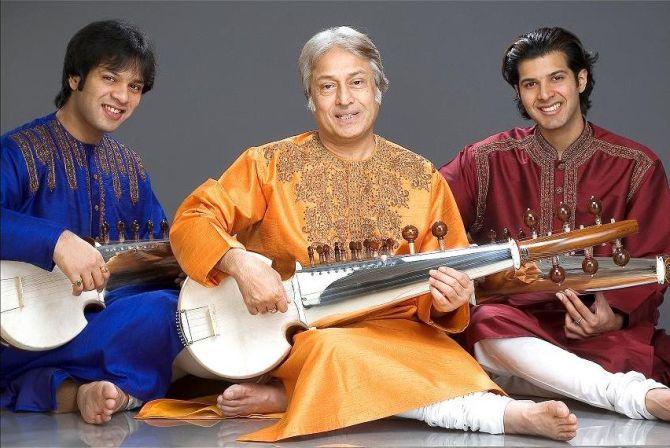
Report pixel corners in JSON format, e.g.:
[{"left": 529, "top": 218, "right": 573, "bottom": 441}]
[{"left": 299, "top": 26, "right": 389, "bottom": 111}]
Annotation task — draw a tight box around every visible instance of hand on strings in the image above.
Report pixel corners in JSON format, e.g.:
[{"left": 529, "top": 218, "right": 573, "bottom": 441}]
[
  {"left": 53, "top": 230, "right": 109, "bottom": 295},
  {"left": 558, "top": 290, "right": 624, "bottom": 339},
  {"left": 428, "top": 266, "right": 474, "bottom": 313},
  {"left": 218, "top": 249, "right": 289, "bottom": 315}
]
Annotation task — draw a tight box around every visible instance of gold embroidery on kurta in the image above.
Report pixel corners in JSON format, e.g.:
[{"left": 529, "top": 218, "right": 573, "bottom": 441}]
[
  {"left": 595, "top": 141, "right": 654, "bottom": 202},
  {"left": 471, "top": 135, "right": 534, "bottom": 234},
  {"left": 23, "top": 127, "right": 57, "bottom": 191},
  {"left": 527, "top": 124, "right": 594, "bottom": 232},
  {"left": 262, "top": 134, "right": 432, "bottom": 244},
  {"left": 46, "top": 121, "right": 78, "bottom": 190},
  {"left": 10, "top": 133, "right": 39, "bottom": 192}
]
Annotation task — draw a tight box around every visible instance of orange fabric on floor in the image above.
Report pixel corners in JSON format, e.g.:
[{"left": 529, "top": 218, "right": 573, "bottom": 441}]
[{"left": 142, "top": 133, "right": 503, "bottom": 441}]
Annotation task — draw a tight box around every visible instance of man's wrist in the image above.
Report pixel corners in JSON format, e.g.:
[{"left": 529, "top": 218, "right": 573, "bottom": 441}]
[{"left": 217, "top": 248, "right": 246, "bottom": 276}]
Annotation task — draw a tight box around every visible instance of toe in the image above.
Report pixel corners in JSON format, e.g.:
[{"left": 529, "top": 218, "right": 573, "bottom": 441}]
[{"left": 222, "top": 385, "right": 244, "bottom": 401}]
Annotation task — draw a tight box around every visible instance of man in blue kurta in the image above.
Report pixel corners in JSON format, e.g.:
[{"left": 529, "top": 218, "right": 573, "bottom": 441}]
[{"left": 0, "top": 20, "right": 182, "bottom": 424}]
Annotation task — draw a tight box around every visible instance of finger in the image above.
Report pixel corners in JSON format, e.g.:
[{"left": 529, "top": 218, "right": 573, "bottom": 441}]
[
  {"left": 564, "top": 312, "right": 590, "bottom": 338},
  {"left": 70, "top": 274, "right": 84, "bottom": 296},
  {"left": 438, "top": 266, "right": 472, "bottom": 289},
  {"left": 91, "top": 267, "right": 106, "bottom": 292},
  {"left": 564, "top": 289, "right": 595, "bottom": 319},
  {"left": 429, "top": 270, "right": 465, "bottom": 297},
  {"left": 246, "top": 304, "right": 259, "bottom": 315},
  {"left": 81, "top": 272, "right": 96, "bottom": 291},
  {"left": 276, "top": 297, "right": 289, "bottom": 313},
  {"left": 430, "top": 286, "right": 453, "bottom": 312},
  {"left": 556, "top": 291, "right": 586, "bottom": 322},
  {"left": 429, "top": 276, "right": 460, "bottom": 302}
]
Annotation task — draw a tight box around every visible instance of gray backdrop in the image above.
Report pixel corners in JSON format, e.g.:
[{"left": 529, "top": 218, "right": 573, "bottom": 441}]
[{"left": 2, "top": 1, "right": 669, "bottom": 327}]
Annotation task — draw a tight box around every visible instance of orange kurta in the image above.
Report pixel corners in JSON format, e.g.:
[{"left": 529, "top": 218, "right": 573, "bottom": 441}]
[{"left": 148, "top": 132, "right": 502, "bottom": 441}]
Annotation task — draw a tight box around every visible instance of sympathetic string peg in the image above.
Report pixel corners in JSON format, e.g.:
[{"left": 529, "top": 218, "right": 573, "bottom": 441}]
[
  {"left": 582, "top": 251, "right": 599, "bottom": 275},
  {"left": 308, "top": 246, "right": 315, "bottom": 267},
  {"left": 517, "top": 228, "right": 526, "bottom": 240},
  {"left": 549, "top": 258, "right": 566, "bottom": 284},
  {"left": 363, "top": 239, "right": 371, "bottom": 259},
  {"left": 588, "top": 196, "right": 602, "bottom": 225},
  {"left": 355, "top": 241, "right": 363, "bottom": 259},
  {"left": 556, "top": 202, "right": 571, "bottom": 232},
  {"left": 316, "top": 245, "right": 324, "bottom": 264},
  {"left": 349, "top": 241, "right": 358, "bottom": 261},
  {"left": 131, "top": 220, "right": 140, "bottom": 241},
  {"left": 101, "top": 221, "right": 110, "bottom": 244},
  {"left": 322, "top": 244, "right": 331, "bottom": 263},
  {"left": 160, "top": 219, "right": 169, "bottom": 239},
  {"left": 402, "top": 225, "right": 419, "bottom": 255},
  {"left": 524, "top": 209, "right": 538, "bottom": 238},
  {"left": 613, "top": 247, "right": 631, "bottom": 267},
  {"left": 334, "top": 242, "right": 342, "bottom": 262},
  {"left": 488, "top": 229, "right": 497, "bottom": 243},
  {"left": 117, "top": 221, "right": 126, "bottom": 243},
  {"left": 368, "top": 240, "right": 381, "bottom": 258},
  {"left": 146, "top": 220, "right": 154, "bottom": 240},
  {"left": 502, "top": 228, "right": 510, "bottom": 240},
  {"left": 431, "top": 221, "right": 448, "bottom": 250}
]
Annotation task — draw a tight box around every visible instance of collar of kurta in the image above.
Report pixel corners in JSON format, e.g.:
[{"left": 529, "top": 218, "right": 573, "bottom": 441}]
[{"left": 529, "top": 121, "right": 595, "bottom": 166}]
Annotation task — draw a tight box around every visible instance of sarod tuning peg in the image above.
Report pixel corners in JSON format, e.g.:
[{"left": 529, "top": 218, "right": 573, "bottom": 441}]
[
  {"left": 131, "top": 220, "right": 140, "bottom": 241},
  {"left": 488, "top": 229, "right": 497, "bottom": 244},
  {"left": 431, "top": 221, "right": 448, "bottom": 250},
  {"left": 609, "top": 218, "right": 630, "bottom": 266},
  {"left": 549, "top": 258, "right": 566, "bottom": 284},
  {"left": 402, "top": 225, "right": 419, "bottom": 255},
  {"left": 582, "top": 249, "right": 599, "bottom": 275},
  {"left": 588, "top": 196, "right": 603, "bottom": 225},
  {"left": 556, "top": 202, "right": 571, "bottom": 232},
  {"left": 116, "top": 221, "right": 126, "bottom": 243},
  {"left": 502, "top": 228, "right": 511, "bottom": 240},
  {"left": 160, "top": 219, "right": 169, "bottom": 239},
  {"left": 307, "top": 246, "right": 315, "bottom": 267},
  {"left": 334, "top": 242, "right": 342, "bottom": 262},
  {"left": 517, "top": 228, "right": 526, "bottom": 240},
  {"left": 146, "top": 220, "right": 154, "bottom": 240},
  {"left": 101, "top": 221, "right": 110, "bottom": 244},
  {"left": 524, "top": 209, "right": 538, "bottom": 239}
]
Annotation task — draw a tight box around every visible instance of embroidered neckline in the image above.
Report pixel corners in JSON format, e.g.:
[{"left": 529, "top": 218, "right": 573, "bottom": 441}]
[{"left": 531, "top": 121, "right": 594, "bottom": 164}]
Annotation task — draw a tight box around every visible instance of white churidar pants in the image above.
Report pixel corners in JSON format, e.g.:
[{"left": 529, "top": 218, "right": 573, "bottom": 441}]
[
  {"left": 396, "top": 392, "right": 512, "bottom": 434},
  {"left": 474, "top": 336, "right": 668, "bottom": 419}
]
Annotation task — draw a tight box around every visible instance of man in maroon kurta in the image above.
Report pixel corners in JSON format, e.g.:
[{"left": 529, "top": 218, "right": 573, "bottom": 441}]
[{"left": 440, "top": 27, "right": 669, "bottom": 419}]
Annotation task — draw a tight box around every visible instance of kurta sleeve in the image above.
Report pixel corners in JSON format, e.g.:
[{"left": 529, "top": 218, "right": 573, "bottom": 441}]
[
  {"left": 170, "top": 149, "right": 268, "bottom": 286},
  {"left": 415, "top": 171, "right": 471, "bottom": 333},
  {"left": 1, "top": 137, "right": 66, "bottom": 270},
  {"left": 439, "top": 146, "right": 479, "bottom": 230},
  {"left": 603, "top": 159, "right": 670, "bottom": 327}
]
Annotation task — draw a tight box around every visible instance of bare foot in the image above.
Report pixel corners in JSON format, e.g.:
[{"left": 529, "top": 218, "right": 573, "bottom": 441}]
[
  {"left": 646, "top": 388, "right": 670, "bottom": 421},
  {"left": 504, "top": 400, "right": 578, "bottom": 441},
  {"left": 76, "top": 381, "right": 128, "bottom": 425},
  {"left": 216, "top": 382, "right": 287, "bottom": 416}
]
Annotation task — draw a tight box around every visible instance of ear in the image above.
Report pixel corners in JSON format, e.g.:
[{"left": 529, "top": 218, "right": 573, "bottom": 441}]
[
  {"left": 68, "top": 75, "right": 81, "bottom": 91},
  {"left": 577, "top": 69, "right": 588, "bottom": 93}
]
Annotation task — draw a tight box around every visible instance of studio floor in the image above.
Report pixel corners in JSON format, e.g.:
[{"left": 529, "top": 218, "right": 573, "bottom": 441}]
[{"left": 1, "top": 398, "right": 669, "bottom": 447}]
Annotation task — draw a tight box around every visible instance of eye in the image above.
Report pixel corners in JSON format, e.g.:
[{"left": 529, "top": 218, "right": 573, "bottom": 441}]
[
  {"left": 352, "top": 79, "right": 364, "bottom": 86},
  {"left": 522, "top": 81, "right": 536, "bottom": 89},
  {"left": 103, "top": 75, "right": 115, "bottom": 82},
  {"left": 129, "top": 84, "right": 143, "bottom": 93},
  {"left": 320, "top": 83, "right": 335, "bottom": 93},
  {"left": 552, "top": 74, "right": 565, "bottom": 81}
]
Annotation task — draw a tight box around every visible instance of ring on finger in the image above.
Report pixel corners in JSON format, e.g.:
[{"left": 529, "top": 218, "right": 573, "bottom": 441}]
[
  {"left": 99, "top": 265, "right": 109, "bottom": 273},
  {"left": 573, "top": 317, "right": 583, "bottom": 326},
  {"left": 72, "top": 278, "right": 83, "bottom": 287}
]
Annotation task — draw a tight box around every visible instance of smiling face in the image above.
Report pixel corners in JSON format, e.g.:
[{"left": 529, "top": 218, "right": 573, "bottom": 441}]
[
  {"left": 63, "top": 64, "right": 145, "bottom": 143},
  {"left": 517, "top": 51, "right": 587, "bottom": 137},
  {"left": 310, "top": 47, "right": 379, "bottom": 150}
]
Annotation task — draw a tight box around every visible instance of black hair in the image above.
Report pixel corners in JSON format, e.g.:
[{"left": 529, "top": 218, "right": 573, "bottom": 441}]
[
  {"left": 502, "top": 27, "right": 598, "bottom": 118},
  {"left": 55, "top": 20, "right": 156, "bottom": 108}
]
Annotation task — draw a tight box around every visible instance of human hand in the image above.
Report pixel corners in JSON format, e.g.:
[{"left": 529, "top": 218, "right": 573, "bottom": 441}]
[
  {"left": 53, "top": 230, "right": 109, "bottom": 295},
  {"left": 218, "top": 249, "right": 288, "bottom": 315},
  {"left": 558, "top": 290, "right": 624, "bottom": 339},
  {"left": 428, "top": 266, "right": 474, "bottom": 313}
]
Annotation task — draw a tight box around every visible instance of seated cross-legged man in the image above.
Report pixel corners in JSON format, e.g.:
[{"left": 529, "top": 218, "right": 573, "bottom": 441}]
[
  {"left": 0, "top": 20, "right": 183, "bottom": 424},
  {"left": 165, "top": 26, "right": 579, "bottom": 442},
  {"left": 440, "top": 27, "right": 669, "bottom": 420}
]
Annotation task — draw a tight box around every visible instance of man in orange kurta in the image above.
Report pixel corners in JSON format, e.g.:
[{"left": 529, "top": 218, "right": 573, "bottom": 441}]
[{"left": 155, "top": 26, "right": 578, "bottom": 442}]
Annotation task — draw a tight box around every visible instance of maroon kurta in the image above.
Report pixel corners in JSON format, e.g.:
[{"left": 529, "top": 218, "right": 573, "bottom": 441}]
[{"left": 440, "top": 122, "right": 670, "bottom": 384}]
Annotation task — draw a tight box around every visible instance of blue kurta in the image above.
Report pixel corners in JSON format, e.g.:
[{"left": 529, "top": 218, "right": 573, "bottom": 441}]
[{"left": 1, "top": 112, "right": 183, "bottom": 411}]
